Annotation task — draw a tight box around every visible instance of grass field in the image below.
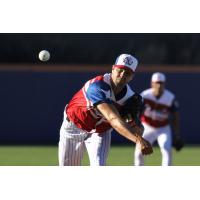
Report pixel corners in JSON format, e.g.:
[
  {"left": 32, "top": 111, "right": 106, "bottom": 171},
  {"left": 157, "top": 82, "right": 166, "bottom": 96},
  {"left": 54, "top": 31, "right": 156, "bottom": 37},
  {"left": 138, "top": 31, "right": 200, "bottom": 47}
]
[{"left": 0, "top": 145, "right": 199, "bottom": 166}]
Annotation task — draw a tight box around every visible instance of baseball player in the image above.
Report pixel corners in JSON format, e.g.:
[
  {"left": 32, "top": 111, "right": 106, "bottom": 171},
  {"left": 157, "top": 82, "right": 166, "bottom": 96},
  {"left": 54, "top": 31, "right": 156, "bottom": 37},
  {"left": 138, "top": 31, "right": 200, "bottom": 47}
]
[
  {"left": 58, "top": 54, "right": 153, "bottom": 166},
  {"left": 134, "top": 72, "right": 183, "bottom": 166}
]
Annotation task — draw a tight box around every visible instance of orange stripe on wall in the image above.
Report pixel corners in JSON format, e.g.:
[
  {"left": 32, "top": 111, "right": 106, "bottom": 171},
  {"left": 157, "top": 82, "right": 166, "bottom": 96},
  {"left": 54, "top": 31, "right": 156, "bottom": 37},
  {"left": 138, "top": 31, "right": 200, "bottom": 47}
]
[{"left": 0, "top": 63, "right": 200, "bottom": 73}]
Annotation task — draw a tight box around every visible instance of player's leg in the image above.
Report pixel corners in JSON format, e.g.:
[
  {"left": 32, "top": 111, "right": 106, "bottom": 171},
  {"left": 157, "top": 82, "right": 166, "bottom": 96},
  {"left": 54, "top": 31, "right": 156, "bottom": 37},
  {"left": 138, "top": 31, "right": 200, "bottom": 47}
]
[
  {"left": 58, "top": 114, "right": 87, "bottom": 166},
  {"left": 134, "top": 123, "right": 157, "bottom": 166},
  {"left": 84, "top": 129, "right": 112, "bottom": 166},
  {"left": 157, "top": 125, "right": 172, "bottom": 166}
]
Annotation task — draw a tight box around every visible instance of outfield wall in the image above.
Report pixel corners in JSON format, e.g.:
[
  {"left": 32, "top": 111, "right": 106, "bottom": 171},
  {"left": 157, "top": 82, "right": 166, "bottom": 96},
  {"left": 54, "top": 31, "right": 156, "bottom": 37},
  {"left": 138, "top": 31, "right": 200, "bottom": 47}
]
[{"left": 0, "top": 64, "right": 199, "bottom": 144}]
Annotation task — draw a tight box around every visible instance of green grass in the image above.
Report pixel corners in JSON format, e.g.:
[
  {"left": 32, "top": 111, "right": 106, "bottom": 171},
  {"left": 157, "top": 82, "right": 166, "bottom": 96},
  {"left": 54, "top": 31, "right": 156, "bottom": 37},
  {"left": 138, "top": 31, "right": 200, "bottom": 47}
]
[
  {"left": 108, "top": 145, "right": 200, "bottom": 166},
  {"left": 0, "top": 145, "right": 199, "bottom": 166}
]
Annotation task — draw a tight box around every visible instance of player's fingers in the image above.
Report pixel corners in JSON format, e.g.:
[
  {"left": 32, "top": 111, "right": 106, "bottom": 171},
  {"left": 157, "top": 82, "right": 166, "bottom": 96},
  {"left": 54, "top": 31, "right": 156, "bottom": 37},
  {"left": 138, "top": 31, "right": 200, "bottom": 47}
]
[{"left": 141, "top": 146, "right": 153, "bottom": 155}]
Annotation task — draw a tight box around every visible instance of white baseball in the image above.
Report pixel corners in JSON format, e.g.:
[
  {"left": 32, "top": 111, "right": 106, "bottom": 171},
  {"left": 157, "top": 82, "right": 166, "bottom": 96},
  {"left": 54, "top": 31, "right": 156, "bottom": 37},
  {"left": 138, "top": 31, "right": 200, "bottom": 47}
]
[{"left": 39, "top": 50, "right": 50, "bottom": 61}]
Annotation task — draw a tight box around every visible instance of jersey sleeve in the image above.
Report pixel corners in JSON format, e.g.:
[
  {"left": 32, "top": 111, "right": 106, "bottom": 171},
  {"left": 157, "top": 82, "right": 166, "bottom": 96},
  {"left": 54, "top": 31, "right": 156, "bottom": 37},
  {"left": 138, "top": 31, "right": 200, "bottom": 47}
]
[
  {"left": 140, "top": 91, "right": 145, "bottom": 98},
  {"left": 170, "top": 98, "right": 179, "bottom": 112},
  {"left": 86, "top": 81, "right": 112, "bottom": 106}
]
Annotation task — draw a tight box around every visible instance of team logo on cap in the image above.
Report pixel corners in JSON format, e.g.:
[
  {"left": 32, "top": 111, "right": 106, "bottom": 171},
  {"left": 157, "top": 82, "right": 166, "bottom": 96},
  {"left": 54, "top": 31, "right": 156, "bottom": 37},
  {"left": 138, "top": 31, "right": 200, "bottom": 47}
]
[{"left": 123, "top": 57, "right": 133, "bottom": 66}]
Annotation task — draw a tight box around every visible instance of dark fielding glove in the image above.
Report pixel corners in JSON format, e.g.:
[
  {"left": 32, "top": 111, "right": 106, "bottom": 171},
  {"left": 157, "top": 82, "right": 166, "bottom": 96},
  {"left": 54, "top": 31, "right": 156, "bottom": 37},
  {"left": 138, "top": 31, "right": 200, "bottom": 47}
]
[
  {"left": 172, "top": 135, "right": 184, "bottom": 151},
  {"left": 119, "top": 93, "right": 144, "bottom": 130}
]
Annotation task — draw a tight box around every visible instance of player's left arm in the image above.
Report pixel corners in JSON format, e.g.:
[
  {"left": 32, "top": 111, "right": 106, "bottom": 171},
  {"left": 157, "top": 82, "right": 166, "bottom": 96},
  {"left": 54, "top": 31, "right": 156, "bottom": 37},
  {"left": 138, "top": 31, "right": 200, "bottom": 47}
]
[
  {"left": 170, "top": 99, "right": 184, "bottom": 151},
  {"left": 171, "top": 111, "right": 181, "bottom": 138}
]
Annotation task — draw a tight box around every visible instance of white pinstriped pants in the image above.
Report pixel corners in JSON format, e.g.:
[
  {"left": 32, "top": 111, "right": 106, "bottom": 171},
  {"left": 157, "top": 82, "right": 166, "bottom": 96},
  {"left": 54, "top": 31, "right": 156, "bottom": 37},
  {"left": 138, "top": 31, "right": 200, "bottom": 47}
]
[
  {"left": 134, "top": 123, "right": 172, "bottom": 166},
  {"left": 58, "top": 112, "right": 112, "bottom": 166}
]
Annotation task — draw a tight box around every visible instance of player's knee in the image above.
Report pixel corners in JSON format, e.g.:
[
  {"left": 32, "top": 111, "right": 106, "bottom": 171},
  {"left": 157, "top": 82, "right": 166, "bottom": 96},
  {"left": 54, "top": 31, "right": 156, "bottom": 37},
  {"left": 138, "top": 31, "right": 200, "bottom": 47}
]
[
  {"left": 160, "top": 146, "right": 171, "bottom": 156},
  {"left": 160, "top": 141, "right": 171, "bottom": 151}
]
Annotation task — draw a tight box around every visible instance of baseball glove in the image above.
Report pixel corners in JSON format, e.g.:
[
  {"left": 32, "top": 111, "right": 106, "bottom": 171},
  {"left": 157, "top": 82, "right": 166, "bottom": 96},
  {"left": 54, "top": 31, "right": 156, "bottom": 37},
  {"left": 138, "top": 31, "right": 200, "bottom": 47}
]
[
  {"left": 172, "top": 136, "right": 184, "bottom": 151},
  {"left": 119, "top": 93, "right": 144, "bottom": 129}
]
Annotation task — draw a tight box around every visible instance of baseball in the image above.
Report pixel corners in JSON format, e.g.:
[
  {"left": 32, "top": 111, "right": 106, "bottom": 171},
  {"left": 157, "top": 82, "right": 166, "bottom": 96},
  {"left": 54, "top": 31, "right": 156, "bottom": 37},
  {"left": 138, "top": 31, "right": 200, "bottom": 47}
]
[{"left": 38, "top": 50, "right": 50, "bottom": 61}]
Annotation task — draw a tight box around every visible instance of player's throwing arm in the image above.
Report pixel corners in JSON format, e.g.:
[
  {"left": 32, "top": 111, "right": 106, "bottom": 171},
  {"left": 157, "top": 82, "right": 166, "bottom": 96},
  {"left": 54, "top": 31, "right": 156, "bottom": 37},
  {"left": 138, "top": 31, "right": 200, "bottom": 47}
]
[{"left": 97, "top": 102, "right": 153, "bottom": 155}]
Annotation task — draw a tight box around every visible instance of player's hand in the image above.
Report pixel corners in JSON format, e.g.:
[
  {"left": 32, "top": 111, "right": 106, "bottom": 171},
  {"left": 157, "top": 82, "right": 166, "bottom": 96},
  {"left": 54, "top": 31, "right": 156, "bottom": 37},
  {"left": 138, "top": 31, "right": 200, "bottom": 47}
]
[
  {"left": 173, "top": 135, "right": 184, "bottom": 151},
  {"left": 137, "top": 138, "right": 153, "bottom": 155}
]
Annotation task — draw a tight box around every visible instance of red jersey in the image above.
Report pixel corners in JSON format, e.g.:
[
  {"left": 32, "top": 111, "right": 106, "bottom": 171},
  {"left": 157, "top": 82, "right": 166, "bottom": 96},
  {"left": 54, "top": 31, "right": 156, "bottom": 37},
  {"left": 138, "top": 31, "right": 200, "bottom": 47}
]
[
  {"left": 66, "top": 73, "right": 135, "bottom": 133},
  {"left": 141, "top": 88, "right": 179, "bottom": 128}
]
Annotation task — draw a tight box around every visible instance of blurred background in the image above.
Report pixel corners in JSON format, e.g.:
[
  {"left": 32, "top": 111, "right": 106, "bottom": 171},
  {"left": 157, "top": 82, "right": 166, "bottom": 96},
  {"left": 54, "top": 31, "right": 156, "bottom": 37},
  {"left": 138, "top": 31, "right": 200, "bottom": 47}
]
[{"left": 0, "top": 33, "right": 199, "bottom": 165}]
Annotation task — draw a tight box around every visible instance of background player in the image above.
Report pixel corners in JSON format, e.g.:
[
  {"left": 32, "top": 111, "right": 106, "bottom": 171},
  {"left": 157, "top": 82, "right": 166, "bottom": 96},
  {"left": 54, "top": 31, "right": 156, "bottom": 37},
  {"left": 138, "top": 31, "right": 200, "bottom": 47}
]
[
  {"left": 134, "top": 72, "right": 183, "bottom": 166},
  {"left": 58, "top": 54, "right": 153, "bottom": 166}
]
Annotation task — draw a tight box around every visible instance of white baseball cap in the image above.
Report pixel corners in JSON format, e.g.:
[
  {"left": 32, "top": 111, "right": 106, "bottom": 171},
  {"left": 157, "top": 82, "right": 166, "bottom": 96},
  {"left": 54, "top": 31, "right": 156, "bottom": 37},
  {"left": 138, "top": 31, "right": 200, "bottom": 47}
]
[
  {"left": 113, "top": 54, "right": 138, "bottom": 73},
  {"left": 151, "top": 72, "right": 166, "bottom": 82}
]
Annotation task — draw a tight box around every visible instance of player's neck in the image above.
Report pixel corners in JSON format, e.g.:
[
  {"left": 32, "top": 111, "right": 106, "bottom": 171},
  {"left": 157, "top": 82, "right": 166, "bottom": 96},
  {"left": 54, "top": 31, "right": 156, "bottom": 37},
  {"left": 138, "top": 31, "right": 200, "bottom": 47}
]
[
  {"left": 153, "top": 91, "right": 163, "bottom": 99},
  {"left": 110, "top": 79, "right": 124, "bottom": 95}
]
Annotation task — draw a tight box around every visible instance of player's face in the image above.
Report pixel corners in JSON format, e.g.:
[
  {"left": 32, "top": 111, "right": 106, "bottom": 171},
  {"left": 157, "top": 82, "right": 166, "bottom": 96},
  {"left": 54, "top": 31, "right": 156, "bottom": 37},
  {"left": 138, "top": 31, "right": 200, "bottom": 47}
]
[
  {"left": 111, "top": 67, "right": 134, "bottom": 87},
  {"left": 151, "top": 81, "right": 165, "bottom": 96}
]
